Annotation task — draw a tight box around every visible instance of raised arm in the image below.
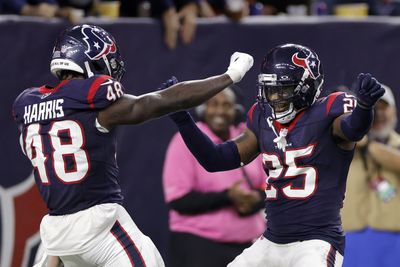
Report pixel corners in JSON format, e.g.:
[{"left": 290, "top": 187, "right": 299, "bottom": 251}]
[
  {"left": 332, "top": 73, "right": 385, "bottom": 149},
  {"left": 98, "top": 52, "right": 253, "bottom": 129},
  {"left": 169, "top": 111, "right": 260, "bottom": 172}
]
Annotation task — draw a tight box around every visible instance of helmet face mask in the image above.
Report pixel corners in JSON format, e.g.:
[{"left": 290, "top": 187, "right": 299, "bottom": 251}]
[
  {"left": 257, "top": 44, "right": 324, "bottom": 124},
  {"left": 258, "top": 80, "right": 304, "bottom": 124},
  {"left": 50, "top": 24, "right": 126, "bottom": 81}
]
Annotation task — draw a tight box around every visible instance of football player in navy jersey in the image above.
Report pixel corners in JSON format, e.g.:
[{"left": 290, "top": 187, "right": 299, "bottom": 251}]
[
  {"left": 169, "top": 43, "right": 385, "bottom": 267},
  {"left": 12, "top": 24, "right": 254, "bottom": 267}
]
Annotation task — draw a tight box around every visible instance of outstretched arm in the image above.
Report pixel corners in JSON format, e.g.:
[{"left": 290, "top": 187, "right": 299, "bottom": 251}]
[
  {"left": 169, "top": 111, "right": 260, "bottom": 172},
  {"left": 332, "top": 73, "right": 385, "bottom": 149},
  {"left": 97, "top": 52, "right": 253, "bottom": 129}
]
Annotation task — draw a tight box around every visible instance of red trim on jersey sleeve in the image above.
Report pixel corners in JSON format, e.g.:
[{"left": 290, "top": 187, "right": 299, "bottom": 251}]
[
  {"left": 326, "top": 92, "right": 344, "bottom": 115},
  {"left": 87, "top": 76, "right": 112, "bottom": 109},
  {"left": 248, "top": 103, "right": 258, "bottom": 125},
  {"left": 39, "top": 80, "right": 70, "bottom": 94}
]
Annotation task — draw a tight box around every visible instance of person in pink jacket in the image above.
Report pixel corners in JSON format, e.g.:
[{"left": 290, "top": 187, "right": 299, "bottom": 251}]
[{"left": 163, "top": 87, "right": 266, "bottom": 267}]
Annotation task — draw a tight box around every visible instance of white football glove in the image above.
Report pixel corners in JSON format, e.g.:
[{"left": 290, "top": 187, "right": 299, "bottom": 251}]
[{"left": 225, "top": 52, "right": 254, "bottom": 83}]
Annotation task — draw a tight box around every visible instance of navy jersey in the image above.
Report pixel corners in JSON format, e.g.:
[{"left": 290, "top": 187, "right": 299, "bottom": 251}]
[
  {"left": 12, "top": 75, "right": 125, "bottom": 215},
  {"left": 247, "top": 92, "right": 357, "bottom": 255}
]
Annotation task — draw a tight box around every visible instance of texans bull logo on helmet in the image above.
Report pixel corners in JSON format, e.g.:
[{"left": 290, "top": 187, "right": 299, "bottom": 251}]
[
  {"left": 81, "top": 25, "right": 117, "bottom": 61},
  {"left": 291, "top": 51, "right": 321, "bottom": 80}
]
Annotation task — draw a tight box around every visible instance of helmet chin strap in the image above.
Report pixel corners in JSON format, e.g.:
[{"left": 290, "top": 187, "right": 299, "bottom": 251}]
[
  {"left": 84, "top": 61, "right": 94, "bottom": 78},
  {"left": 102, "top": 55, "right": 112, "bottom": 77}
]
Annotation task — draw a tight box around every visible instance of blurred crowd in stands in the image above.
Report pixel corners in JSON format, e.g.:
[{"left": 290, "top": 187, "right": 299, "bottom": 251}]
[{"left": 1, "top": 0, "right": 400, "bottom": 49}]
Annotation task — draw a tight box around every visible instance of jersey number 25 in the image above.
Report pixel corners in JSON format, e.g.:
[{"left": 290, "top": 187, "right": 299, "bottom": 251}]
[{"left": 263, "top": 145, "right": 317, "bottom": 200}]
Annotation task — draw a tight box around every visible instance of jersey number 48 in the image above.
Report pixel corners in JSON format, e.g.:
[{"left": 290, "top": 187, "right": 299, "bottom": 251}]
[{"left": 23, "top": 120, "right": 89, "bottom": 184}]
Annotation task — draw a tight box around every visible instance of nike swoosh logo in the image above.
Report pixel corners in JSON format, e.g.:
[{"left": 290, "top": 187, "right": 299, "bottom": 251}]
[
  {"left": 41, "top": 93, "right": 52, "bottom": 99},
  {"left": 100, "top": 79, "right": 114, "bottom": 86}
]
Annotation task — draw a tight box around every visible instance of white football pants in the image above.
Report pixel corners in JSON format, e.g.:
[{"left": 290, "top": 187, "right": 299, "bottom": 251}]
[
  {"left": 228, "top": 236, "right": 343, "bottom": 267},
  {"left": 36, "top": 204, "right": 164, "bottom": 267}
]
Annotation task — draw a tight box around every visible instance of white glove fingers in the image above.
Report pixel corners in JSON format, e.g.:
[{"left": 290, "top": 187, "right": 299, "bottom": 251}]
[{"left": 225, "top": 52, "right": 254, "bottom": 83}]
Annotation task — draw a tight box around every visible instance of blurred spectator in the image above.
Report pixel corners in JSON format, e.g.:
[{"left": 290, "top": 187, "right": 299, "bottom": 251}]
[
  {"left": 1, "top": 0, "right": 58, "bottom": 17},
  {"left": 203, "top": 0, "right": 249, "bottom": 20},
  {"left": 380, "top": 0, "right": 400, "bottom": 15},
  {"left": 0, "top": 0, "right": 86, "bottom": 24},
  {"left": 119, "top": 0, "right": 252, "bottom": 49},
  {"left": 341, "top": 84, "right": 400, "bottom": 267},
  {"left": 92, "top": 0, "right": 120, "bottom": 17},
  {"left": 163, "top": 87, "right": 266, "bottom": 267},
  {"left": 244, "top": 0, "right": 382, "bottom": 16},
  {"left": 120, "top": 0, "right": 198, "bottom": 50},
  {"left": 247, "top": 0, "right": 309, "bottom": 15}
]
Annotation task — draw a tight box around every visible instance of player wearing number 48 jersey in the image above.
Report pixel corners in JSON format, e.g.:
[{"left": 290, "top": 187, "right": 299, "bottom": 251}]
[
  {"left": 169, "top": 43, "right": 385, "bottom": 267},
  {"left": 12, "top": 24, "right": 254, "bottom": 267}
]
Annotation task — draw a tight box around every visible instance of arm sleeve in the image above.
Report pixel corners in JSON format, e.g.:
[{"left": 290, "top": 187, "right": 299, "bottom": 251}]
[
  {"left": 168, "top": 190, "right": 232, "bottom": 214},
  {"left": 340, "top": 107, "right": 373, "bottom": 141},
  {"left": 169, "top": 111, "right": 242, "bottom": 172},
  {"left": 325, "top": 92, "right": 373, "bottom": 141}
]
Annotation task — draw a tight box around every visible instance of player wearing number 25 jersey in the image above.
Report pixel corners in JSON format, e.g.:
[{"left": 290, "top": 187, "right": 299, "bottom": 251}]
[
  {"left": 247, "top": 90, "right": 354, "bottom": 256},
  {"left": 12, "top": 24, "right": 255, "bottom": 266},
  {"left": 168, "top": 43, "right": 385, "bottom": 267}
]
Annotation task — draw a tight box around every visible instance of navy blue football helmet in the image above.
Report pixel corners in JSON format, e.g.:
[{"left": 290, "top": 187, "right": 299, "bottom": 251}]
[
  {"left": 258, "top": 44, "right": 324, "bottom": 124},
  {"left": 50, "top": 24, "right": 125, "bottom": 81}
]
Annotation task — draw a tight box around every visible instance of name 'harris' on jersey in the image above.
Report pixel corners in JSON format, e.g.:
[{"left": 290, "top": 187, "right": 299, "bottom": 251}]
[
  {"left": 12, "top": 75, "right": 125, "bottom": 215},
  {"left": 247, "top": 91, "right": 357, "bottom": 255}
]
